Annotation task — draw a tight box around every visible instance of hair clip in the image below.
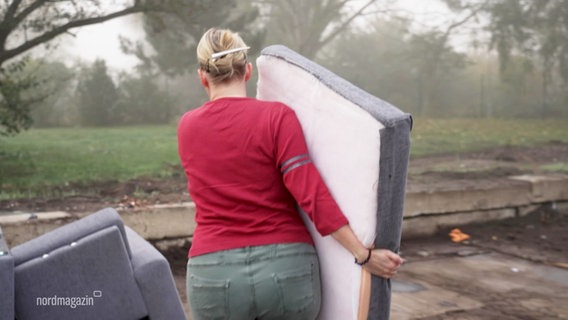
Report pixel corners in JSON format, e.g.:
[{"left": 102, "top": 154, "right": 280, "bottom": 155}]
[
  {"left": 211, "top": 46, "right": 250, "bottom": 60},
  {"left": 205, "top": 59, "right": 211, "bottom": 72}
]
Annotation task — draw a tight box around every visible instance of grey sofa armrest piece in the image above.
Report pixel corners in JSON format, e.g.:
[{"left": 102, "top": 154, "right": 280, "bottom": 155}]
[
  {"left": 0, "top": 226, "right": 15, "bottom": 320},
  {"left": 11, "top": 208, "right": 130, "bottom": 266},
  {"left": 10, "top": 208, "right": 186, "bottom": 320},
  {"left": 126, "top": 227, "right": 187, "bottom": 320}
]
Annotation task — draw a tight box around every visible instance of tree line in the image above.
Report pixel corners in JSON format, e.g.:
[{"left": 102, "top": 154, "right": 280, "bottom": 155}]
[
  {"left": 1, "top": 0, "right": 567, "bottom": 135},
  {"left": 27, "top": 59, "right": 176, "bottom": 127}
]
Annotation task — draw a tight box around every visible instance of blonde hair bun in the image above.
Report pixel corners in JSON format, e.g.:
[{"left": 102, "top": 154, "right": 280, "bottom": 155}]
[{"left": 197, "top": 28, "right": 249, "bottom": 84}]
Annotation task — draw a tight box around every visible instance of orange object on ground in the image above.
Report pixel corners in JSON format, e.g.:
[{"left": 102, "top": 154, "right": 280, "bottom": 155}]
[{"left": 449, "top": 228, "right": 470, "bottom": 242}]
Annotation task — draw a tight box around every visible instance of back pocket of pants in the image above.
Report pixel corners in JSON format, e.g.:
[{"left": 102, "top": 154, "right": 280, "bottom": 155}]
[
  {"left": 273, "top": 264, "right": 315, "bottom": 313},
  {"left": 188, "top": 274, "right": 230, "bottom": 320}
]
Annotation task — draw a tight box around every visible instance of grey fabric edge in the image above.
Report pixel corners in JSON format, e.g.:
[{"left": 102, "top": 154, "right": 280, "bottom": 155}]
[
  {"left": 0, "top": 226, "right": 9, "bottom": 254},
  {"left": 0, "top": 226, "right": 15, "bottom": 320},
  {"left": 125, "top": 227, "right": 186, "bottom": 320},
  {"left": 368, "top": 118, "right": 412, "bottom": 320},
  {"left": 11, "top": 208, "right": 130, "bottom": 265},
  {"left": 260, "top": 45, "right": 412, "bottom": 128}
]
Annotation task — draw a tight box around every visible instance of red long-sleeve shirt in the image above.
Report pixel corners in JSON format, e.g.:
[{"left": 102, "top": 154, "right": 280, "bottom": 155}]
[{"left": 177, "top": 97, "right": 348, "bottom": 257}]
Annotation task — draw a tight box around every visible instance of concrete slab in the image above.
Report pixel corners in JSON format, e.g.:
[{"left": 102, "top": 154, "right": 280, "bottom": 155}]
[
  {"left": 519, "top": 298, "right": 568, "bottom": 319},
  {"left": 391, "top": 278, "right": 483, "bottom": 319},
  {"left": 116, "top": 202, "right": 195, "bottom": 240},
  {"left": 510, "top": 174, "right": 568, "bottom": 202},
  {"left": 392, "top": 249, "right": 568, "bottom": 319},
  {"left": 404, "top": 180, "right": 531, "bottom": 217},
  {"left": 402, "top": 208, "right": 516, "bottom": 238},
  {"left": 0, "top": 211, "right": 73, "bottom": 247},
  {"left": 1, "top": 204, "right": 197, "bottom": 247},
  {"left": 0, "top": 211, "right": 71, "bottom": 224}
]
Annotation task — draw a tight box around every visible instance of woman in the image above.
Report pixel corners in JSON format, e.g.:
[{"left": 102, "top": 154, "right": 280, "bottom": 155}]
[{"left": 178, "top": 28, "right": 403, "bottom": 320}]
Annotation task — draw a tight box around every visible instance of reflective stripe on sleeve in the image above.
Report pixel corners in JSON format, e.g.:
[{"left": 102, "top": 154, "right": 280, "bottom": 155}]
[{"left": 280, "top": 154, "right": 312, "bottom": 175}]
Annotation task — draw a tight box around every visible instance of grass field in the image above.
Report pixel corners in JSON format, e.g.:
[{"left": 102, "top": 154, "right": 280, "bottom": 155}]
[
  {"left": 410, "top": 118, "right": 567, "bottom": 156},
  {"left": 1, "top": 118, "right": 567, "bottom": 197},
  {"left": 0, "top": 125, "right": 179, "bottom": 197}
]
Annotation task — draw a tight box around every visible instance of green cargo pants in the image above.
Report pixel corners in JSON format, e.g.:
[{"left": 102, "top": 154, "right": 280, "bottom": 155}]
[{"left": 186, "top": 243, "right": 321, "bottom": 320}]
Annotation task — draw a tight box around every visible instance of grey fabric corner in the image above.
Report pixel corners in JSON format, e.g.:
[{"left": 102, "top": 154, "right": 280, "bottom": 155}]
[
  {"left": 126, "top": 226, "right": 186, "bottom": 320},
  {"left": 11, "top": 208, "right": 130, "bottom": 266}
]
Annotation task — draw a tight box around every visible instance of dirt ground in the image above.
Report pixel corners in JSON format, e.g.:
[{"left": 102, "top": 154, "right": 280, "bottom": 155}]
[
  {"left": 2, "top": 142, "right": 568, "bottom": 319},
  {"left": 160, "top": 210, "right": 568, "bottom": 320},
  {"left": 396, "top": 207, "right": 568, "bottom": 320}
]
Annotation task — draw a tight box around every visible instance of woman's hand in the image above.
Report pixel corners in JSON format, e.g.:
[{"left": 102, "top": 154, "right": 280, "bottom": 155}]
[
  {"left": 362, "top": 249, "right": 404, "bottom": 279},
  {"left": 331, "top": 225, "right": 404, "bottom": 279}
]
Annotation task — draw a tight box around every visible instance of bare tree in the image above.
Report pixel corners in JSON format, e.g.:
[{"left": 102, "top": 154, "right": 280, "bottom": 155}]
[
  {"left": 257, "top": 0, "right": 378, "bottom": 59},
  {"left": 410, "top": 0, "right": 489, "bottom": 115},
  {"left": 0, "top": 0, "right": 162, "bottom": 66},
  {"left": 0, "top": 0, "right": 159, "bottom": 135}
]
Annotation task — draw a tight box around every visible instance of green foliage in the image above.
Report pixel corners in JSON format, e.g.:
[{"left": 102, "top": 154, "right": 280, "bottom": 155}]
[
  {"left": 322, "top": 17, "right": 471, "bottom": 117},
  {"left": 0, "top": 0, "right": 158, "bottom": 136},
  {"left": 115, "top": 73, "right": 177, "bottom": 125},
  {"left": 486, "top": 0, "right": 568, "bottom": 81},
  {"left": 117, "top": 0, "right": 265, "bottom": 115},
  {"left": 0, "top": 58, "right": 39, "bottom": 136},
  {"left": 0, "top": 1, "right": 151, "bottom": 65},
  {"left": 27, "top": 60, "right": 76, "bottom": 127},
  {"left": 126, "top": 0, "right": 264, "bottom": 76},
  {"left": 442, "top": 0, "right": 568, "bottom": 117},
  {"left": 261, "top": 0, "right": 379, "bottom": 59},
  {"left": 321, "top": 18, "right": 414, "bottom": 107},
  {"left": 488, "top": 0, "right": 568, "bottom": 117},
  {"left": 20, "top": 60, "right": 180, "bottom": 128},
  {"left": 406, "top": 31, "right": 469, "bottom": 116},
  {"left": 76, "top": 59, "right": 119, "bottom": 126}
]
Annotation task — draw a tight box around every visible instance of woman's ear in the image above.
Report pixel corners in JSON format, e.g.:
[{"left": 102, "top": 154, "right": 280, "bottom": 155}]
[
  {"left": 245, "top": 62, "right": 253, "bottom": 81},
  {"left": 198, "top": 69, "right": 209, "bottom": 88}
]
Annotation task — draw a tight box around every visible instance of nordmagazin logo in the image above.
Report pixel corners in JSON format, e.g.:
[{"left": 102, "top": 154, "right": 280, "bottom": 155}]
[{"left": 36, "top": 290, "right": 102, "bottom": 309}]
